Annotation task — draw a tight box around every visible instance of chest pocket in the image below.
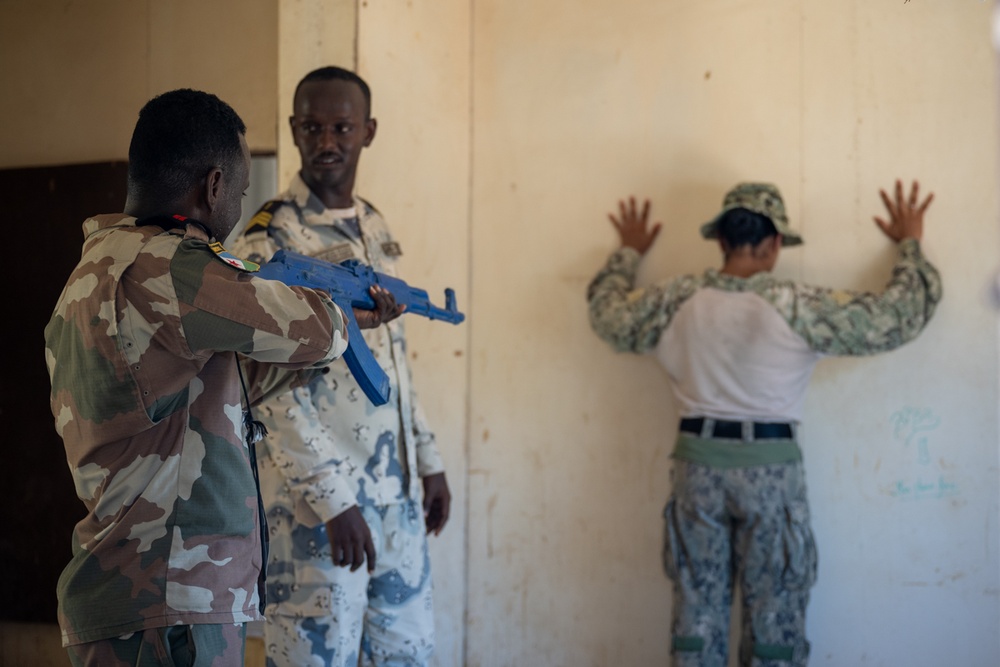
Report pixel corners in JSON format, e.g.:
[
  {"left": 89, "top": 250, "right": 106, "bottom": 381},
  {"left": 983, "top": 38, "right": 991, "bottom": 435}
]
[{"left": 313, "top": 243, "right": 356, "bottom": 265}]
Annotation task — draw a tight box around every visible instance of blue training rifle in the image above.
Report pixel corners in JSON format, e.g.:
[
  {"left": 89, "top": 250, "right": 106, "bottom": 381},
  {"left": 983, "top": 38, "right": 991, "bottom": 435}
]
[{"left": 256, "top": 249, "right": 465, "bottom": 406}]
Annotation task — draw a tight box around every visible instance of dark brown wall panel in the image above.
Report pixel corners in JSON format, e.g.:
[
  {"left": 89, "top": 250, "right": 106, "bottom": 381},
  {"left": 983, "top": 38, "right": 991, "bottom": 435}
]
[{"left": 0, "top": 161, "right": 127, "bottom": 623}]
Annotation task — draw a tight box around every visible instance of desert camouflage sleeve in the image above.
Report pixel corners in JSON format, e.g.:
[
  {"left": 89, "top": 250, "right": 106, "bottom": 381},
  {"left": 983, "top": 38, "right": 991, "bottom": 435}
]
[
  {"left": 399, "top": 315, "right": 444, "bottom": 478},
  {"left": 230, "top": 210, "right": 362, "bottom": 524},
  {"left": 255, "top": 385, "right": 361, "bottom": 525},
  {"left": 411, "top": 384, "right": 445, "bottom": 478}
]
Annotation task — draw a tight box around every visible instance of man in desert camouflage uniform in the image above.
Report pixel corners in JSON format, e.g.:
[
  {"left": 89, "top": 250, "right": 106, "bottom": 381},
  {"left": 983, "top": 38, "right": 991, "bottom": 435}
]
[
  {"left": 44, "top": 89, "right": 400, "bottom": 667},
  {"left": 587, "top": 181, "right": 941, "bottom": 667},
  {"left": 231, "top": 67, "right": 450, "bottom": 667}
]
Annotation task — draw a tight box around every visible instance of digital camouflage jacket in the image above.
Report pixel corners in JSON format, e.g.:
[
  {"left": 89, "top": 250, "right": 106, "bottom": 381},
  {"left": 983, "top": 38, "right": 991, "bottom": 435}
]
[{"left": 588, "top": 238, "right": 941, "bottom": 359}]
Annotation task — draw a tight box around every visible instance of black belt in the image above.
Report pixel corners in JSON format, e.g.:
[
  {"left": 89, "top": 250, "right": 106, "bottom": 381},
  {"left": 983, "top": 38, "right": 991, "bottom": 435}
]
[{"left": 679, "top": 417, "right": 793, "bottom": 440}]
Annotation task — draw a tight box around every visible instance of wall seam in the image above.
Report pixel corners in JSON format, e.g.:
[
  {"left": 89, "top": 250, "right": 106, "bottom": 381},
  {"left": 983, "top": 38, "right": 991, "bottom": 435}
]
[
  {"left": 146, "top": 0, "right": 152, "bottom": 100},
  {"left": 461, "top": 0, "right": 475, "bottom": 665},
  {"left": 353, "top": 0, "right": 360, "bottom": 70},
  {"left": 798, "top": 1, "right": 805, "bottom": 281}
]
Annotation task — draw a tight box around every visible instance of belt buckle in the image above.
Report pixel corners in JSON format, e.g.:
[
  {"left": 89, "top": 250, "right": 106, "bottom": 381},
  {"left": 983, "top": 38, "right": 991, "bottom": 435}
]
[
  {"left": 741, "top": 421, "right": 754, "bottom": 443},
  {"left": 699, "top": 418, "right": 715, "bottom": 439}
]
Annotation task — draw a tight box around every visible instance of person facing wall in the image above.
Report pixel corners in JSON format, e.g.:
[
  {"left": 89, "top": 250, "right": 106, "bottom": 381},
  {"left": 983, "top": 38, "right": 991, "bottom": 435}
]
[{"left": 587, "top": 180, "right": 940, "bottom": 666}]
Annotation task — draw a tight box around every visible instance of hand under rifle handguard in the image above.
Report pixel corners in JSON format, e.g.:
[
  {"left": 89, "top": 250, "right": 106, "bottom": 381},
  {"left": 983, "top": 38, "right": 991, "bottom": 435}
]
[{"left": 256, "top": 249, "right": 465, "bottom": 406}]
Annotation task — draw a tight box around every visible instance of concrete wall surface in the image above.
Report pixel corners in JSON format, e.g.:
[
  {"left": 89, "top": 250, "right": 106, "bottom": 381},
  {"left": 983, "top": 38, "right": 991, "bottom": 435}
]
[
  {"left": 461, "top": 2, "right": 999, "bottom": 666},
  {"left": 1, "top": 1, "right": 998, "bottom": 666},
  {"left": 0, "top": 0, "right": 278, "bottom": 168}
]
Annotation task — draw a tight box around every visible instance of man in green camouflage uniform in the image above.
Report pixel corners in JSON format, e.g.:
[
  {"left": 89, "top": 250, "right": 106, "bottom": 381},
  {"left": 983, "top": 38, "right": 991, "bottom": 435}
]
[
  {"left": 44, "top": 89, "right": 400, "bottom": 667},
  {"left": 587, "top": 181, "right": 941, "bottom": 667}
]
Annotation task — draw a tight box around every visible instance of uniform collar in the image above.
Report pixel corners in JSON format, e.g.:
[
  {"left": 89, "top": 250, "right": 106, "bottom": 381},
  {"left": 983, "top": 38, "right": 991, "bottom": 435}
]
[
  {"left": 290, "top": 174, "right": 361, "bottom": 221},
  {"left": 82, "top": 213, "right": 136, "bottom": 237},
  {"left": 702, "top": 268, "right": 775, "bottom": 291}
]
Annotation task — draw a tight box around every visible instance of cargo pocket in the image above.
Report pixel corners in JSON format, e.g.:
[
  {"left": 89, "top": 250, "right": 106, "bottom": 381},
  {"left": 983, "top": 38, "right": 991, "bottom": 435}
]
[
  {"left": 662, "top": 498, "right": 681, "bottom": 582},
  {"left": 780, "top": 500, "right": 818, "bottom": 591}
]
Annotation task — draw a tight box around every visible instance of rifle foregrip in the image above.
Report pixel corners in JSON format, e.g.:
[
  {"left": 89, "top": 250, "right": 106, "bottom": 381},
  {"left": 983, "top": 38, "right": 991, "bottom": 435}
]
[
  {"left": 339, "top": 302, "right": 391, "bottom": 406},
  {"left": 256, "top": 249, "right": 462, "bottom": 405}
]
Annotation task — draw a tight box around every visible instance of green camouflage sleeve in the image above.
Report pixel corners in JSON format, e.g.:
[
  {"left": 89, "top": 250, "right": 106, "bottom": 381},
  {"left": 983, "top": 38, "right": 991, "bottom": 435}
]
[
  {"left": 171, "top": 239, "right": 347, "bottom": 367},
  {"left": 766, "top": 239, "right": 942, "bottom": 356},
  {"left": 587, "top": 247, "right": 700, "bottom": 354},
  {"left": 240, "top": 358, "right": 326, "bottom": 407}
]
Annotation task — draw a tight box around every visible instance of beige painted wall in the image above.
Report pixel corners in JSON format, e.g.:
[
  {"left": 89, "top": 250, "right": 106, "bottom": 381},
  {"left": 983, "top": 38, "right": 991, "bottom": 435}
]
[
  {"left": 354, "top": 3, "right": 471, "bottom": 665},
  {"left": 1, "top": 1, "right": 471, "bottom": 665},
  {"left": 3, "top": 1, "right": 1000, "bottom": 667},
  {"left": 276, "top": 0, "right": 358, "bottom": 186},
  {"left": 465, "top": 1, "right": 999, "bottom": 666},
  {"left": 0, "top": 0, "right": 278, "bottom": 168}
]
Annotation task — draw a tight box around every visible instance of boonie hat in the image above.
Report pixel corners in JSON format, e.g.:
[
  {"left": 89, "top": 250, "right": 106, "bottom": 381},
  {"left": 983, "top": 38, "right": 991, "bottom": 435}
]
[{"left": 700, "top": 182, "right": 803, "bottom": 246}]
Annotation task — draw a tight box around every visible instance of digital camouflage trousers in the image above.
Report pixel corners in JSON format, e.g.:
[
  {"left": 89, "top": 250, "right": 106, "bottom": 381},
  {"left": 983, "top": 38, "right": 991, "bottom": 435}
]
[{"left": 663, "top": 460, "right": 817, "bottom": 667}]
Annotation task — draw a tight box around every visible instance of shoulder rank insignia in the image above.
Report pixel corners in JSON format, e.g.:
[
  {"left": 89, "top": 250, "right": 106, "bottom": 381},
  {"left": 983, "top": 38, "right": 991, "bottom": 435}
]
[
  {"left": 381, "top": 241, "right": 403, "bottom": 257},
  {"left": 358, "top": 196, "right": 381, "bottom": 215},
  {"left": 244, "top": 199, "right": 287, "bottom": 236},
  {"left": 209, "top": 241, "right": 260, "bottom": 272}
]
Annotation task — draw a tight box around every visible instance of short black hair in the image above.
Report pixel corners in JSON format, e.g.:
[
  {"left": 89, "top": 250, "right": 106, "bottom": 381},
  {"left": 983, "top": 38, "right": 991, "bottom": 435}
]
[
  {"left": 294, "top": 66, "right": 372, "bottom": 118},
  {"left": 127, "top": 89, "right": 247, "bottom": 205},
  {"left": 715, "top": 207, "right": 779, "bottom": 249}
]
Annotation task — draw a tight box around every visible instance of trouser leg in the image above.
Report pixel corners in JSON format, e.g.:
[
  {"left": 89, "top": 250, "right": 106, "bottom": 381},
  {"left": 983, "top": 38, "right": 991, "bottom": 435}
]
[
  {"left": 732, "top": 462, "right": 817, "bottom": 667},
  {"left": 264, "top": 500, "right": 434, "bottom": 667},
  {"left": 664, "top": 462, "right": 734, "bottom": 667},
  {"left": 265, "top": 609, "right": 366, "bottom": 667},
  {"left": 361, "top": 500, "right": 435, "bottom": 667},
  {"left": 263, "top": 526, "right": 371, "bottom": 667},
  {"left": 67, "top": 624, "right": 246, "bottom": 667}
]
